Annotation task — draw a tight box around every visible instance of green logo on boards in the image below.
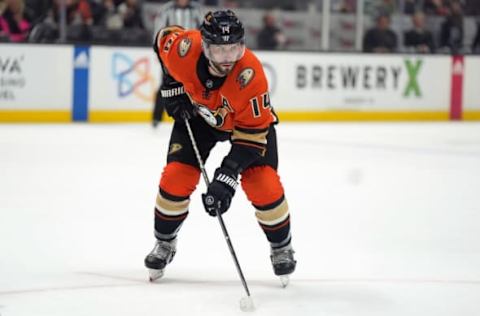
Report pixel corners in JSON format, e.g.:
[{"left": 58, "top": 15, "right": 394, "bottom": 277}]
[{"left": 403, "top": 59, "right": 423, "bottom": 97}]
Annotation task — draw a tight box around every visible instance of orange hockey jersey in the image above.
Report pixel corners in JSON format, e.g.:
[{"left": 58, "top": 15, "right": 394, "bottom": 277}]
[{"left": 155, "top": 27, "right": 276, "bottom": 151}]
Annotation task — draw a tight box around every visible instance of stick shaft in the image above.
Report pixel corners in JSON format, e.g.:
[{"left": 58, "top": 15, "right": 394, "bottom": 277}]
[{"left": 184, "top": 118, "right": 251, "bottom": 297}]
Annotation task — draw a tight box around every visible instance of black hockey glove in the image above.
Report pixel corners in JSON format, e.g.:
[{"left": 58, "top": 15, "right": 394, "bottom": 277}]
[
  {"left": 161, "top": 81, "right": 195, "bottom": 122},
  {"left": 202, "top": 166, "right": 238, "bottom": 217}
]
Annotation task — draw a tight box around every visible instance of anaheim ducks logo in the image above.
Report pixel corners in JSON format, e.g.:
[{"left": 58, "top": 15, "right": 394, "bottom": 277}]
[
  {"left": 177, "top": 38, "right": 192, "bottom": 57},
  {"left": 236, "top": 68, "right": 255, "bottom": 89},
  {"left": 168, "top": 143, "right": 182, "bottom": 154}
]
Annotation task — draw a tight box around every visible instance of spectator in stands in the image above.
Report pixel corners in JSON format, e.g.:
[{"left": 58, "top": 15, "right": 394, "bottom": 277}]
[
  {"left": 363, "top": 14, "right": 397, "bottom": 53},
  {"left": 0, "top": 0, "right": 31, "bottom": 42},
  {"left": 152, "top": 0, "right": 203, "bottom": 127},
  {"left": 50, "top": 0, "right": 93, "bottom": 26},
  {"left": 377, "top": 0, "right": 396, "bottom": 16},
  {"left": 335, "top": 0, "right": 356, "bottom": 13},
  {"left": 404, "top": 11, "right": 435, "bottom": 53},
  {"left": 35, "top": 0, "right": 93, "bottom": 42},
  {"left": 89, "top": 0, "right": 147, "bottom": 44},
  {"left": 423, "top": 0, "right": 449, "bottom": 16},
  {"left": 100, "top": 0, "right": 123, "bottom": 30},
  {"left": 24, "top": 0, "right": 51, "bottom": 24},
  {"left": 439, "top": 1, "right": 464, "bottom": 54},
  {"left": 257, "top": 12, "right": 286, "bottom": 50},
  {"left": 403, "top": 0, "right": 417, "bottom": 14},
  {"left": 118, "top": 0, "right": 143, "bottom": 28}
]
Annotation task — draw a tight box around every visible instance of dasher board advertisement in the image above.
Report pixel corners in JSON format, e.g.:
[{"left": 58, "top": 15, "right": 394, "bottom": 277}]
[
  {"left": 464, "top": 57, "right": 480, "bottom": 111},
  {"left": 89, "top": 46, "right": 161, "bottom": 111},
  {"left": 0, "top": 44, "right": 73, "bottom": 110},
  {"left": 256, "top": 52, "right": 451, "bottom": 112}
]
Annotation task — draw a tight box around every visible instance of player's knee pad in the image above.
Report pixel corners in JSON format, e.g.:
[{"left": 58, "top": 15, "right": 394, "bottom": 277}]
[
  {"left": 159, "top": 161, "right": 201, "bottom": 198},
  {"left": 241, "top": 165, "right": 284, "bottom": 206}
]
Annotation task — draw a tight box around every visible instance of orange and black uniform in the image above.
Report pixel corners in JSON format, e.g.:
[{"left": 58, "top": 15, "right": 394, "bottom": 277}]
[{"left": 152, "top": 27, "right": 291, "bottom": 249}]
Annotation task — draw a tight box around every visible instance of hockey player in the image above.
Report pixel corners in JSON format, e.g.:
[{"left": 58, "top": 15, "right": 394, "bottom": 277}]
[{"left": 144, "top": 10, "right": 296, "bottom": 283}]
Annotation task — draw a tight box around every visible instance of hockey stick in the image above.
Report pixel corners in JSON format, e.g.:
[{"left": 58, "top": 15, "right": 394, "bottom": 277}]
[{"left": 184, "top": 118, "right": 254, "bottom": 311}]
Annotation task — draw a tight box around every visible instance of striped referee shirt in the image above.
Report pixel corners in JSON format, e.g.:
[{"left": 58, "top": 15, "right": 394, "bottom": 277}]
[{"left": 154, "top": 1, "right": 203, "bottom": 32}]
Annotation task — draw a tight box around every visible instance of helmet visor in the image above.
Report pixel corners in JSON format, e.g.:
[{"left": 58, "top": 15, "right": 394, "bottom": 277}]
[{"left": 203, "top": 41, "right": 245, "bottom": 65}]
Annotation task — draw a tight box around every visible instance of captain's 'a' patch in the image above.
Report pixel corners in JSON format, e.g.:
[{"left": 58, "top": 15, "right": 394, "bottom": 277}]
[
  {"left": 178, "top": 38, "right": 192, "bottom": 57},
  {"left": 237, "top": 68, "right": 255, "bottom": 89}
]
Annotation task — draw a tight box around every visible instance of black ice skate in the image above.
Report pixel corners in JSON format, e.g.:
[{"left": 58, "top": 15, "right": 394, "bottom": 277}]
[
  {"left": 144, "top": 239, "right": 177, "bottom": 282},
  {"left": 270, "top": 244, "right": 296, "bottom": 287}
]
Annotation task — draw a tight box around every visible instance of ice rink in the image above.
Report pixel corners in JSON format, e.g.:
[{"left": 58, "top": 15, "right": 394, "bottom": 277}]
[{"left": 1, "top": 122, "right": 480, "bottom": 316}]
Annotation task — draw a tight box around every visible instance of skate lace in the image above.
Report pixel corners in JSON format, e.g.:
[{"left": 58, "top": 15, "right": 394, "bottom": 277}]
[{"left": 271, "top": 249, "right": 294, "bottom": 265}]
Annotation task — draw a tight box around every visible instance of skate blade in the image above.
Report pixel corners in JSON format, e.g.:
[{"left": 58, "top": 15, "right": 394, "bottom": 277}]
[
  {"left": 148, "top": 269, "right": 164, "bottom": 282},
  {"left": 279, "top": 275, "right": 290, "bottom": 288}
]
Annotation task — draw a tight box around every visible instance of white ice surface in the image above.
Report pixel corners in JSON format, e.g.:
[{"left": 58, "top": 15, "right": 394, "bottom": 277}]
[{"left": 1, "top": 122, "right": 480, "bottom": 316}]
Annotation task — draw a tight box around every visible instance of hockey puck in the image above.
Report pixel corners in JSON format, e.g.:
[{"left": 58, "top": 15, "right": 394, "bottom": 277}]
[{"left": 239, "top": 296, "right": 255, "bottom": 312}]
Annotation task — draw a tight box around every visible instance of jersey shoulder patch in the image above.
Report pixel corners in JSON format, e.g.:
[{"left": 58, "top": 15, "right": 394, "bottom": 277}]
[
  {"left": 236, "top": 68, "right": 255, "bottom": 89},
  {"left": 177, "top": 37, "right": 192, "bottom": 57}
]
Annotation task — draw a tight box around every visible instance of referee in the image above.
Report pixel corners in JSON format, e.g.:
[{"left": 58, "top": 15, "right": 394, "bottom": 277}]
[{"left": 152, "top": 0, "right": 203, "bottom": 127}]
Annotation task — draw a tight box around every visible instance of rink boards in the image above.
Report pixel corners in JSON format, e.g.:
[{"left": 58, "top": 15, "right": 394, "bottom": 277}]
[{"left": 0, "top": 44, "right": 479, "bottom": 122}]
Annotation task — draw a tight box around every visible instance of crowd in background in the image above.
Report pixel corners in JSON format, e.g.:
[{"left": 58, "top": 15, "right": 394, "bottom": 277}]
[
  {"left": 0, "top": 0, "right": 479, "bottom": 53},
  {"left": 362, "top": 0, "right": 480, "bottom": 53},
  {"left": 0, "top": 0, "right": 149, "bottom": 43}
]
